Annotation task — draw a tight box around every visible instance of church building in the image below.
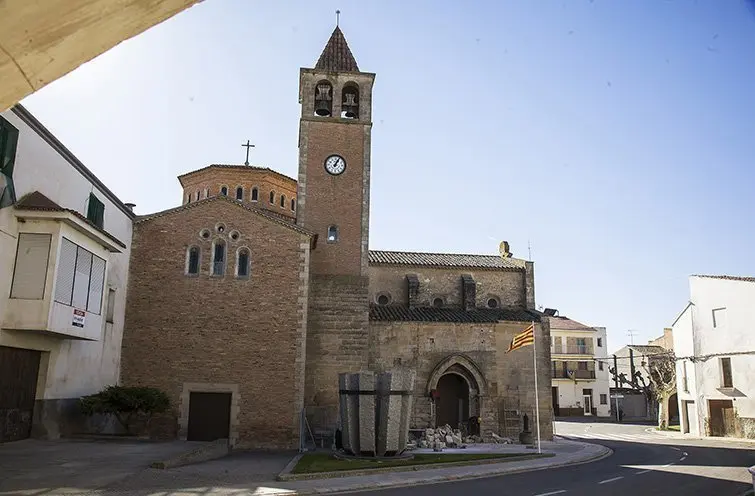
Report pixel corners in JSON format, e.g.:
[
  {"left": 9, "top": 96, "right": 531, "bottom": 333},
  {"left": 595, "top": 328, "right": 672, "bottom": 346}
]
[{"left": 120, "top": 26, "right": 553, "bottom": 449}]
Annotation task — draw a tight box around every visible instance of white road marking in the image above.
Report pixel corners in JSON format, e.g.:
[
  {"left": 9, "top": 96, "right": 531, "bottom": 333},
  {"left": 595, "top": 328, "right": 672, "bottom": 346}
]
[
  {"left": 670, "top": 447, "right": 681, "bottom": 451},
  {"left": 680, "top": 456, "right": 687, "bottom": 461},
  {"left": 663, "top": 462, "right": 676, "bottom": 467},
  {"left": 635, "top": 469, "right": 652, "bottom": 475},
  {"left": 534, "top": 491, "right": 567, "bottom": 496},
  {"left": 683, "top": 452, "right": 688, "bottom": 456},
  {"left": 599, "top": 476, "right": 624, "bottom": 484}
]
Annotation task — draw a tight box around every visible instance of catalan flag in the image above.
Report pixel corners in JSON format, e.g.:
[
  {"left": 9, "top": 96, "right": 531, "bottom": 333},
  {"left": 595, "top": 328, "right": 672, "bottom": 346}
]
[{"left": 507, "top": 323, "right": 535, "bottom": 352}]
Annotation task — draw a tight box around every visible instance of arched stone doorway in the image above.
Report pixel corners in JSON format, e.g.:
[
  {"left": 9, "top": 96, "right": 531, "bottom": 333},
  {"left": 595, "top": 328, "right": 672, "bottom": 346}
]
[
  {"left": 668, "top": 393, "right": 679, "bottom": 424},
  {"left": 436, "top": 373, "right": 469, "bottom": 428},
  {"left": 427, "top": 354, "right": 488, "bottom": 433}
]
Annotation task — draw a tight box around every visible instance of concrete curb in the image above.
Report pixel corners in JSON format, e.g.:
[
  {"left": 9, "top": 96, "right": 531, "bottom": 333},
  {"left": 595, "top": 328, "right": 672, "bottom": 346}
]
[
  {"left": 270, "top": 443, "right": 612, "bottom": 494},
  {"left": 276, "top": 453, "right": 553, "bottom": 481}
]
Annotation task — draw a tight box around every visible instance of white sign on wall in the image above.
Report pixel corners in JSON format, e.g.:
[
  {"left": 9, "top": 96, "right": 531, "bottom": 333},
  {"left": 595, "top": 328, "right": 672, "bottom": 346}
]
[{"left": 72, "top": 308, "right": 86, "bottom": 328}]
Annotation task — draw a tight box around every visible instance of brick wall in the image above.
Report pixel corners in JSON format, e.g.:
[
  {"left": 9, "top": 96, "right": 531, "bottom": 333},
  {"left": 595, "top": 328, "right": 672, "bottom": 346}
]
[
  {"left": 368, "top": 319, "right": 553, "bottom": 440},
  {"left": 180, "top": 168, "right": 297, "bottom": 219},
  {"left": 121, "top": 198, "right": 311, "bottom": 449},
  {"left": 368, "top": 266, "right": 526, "bottom": 308}
]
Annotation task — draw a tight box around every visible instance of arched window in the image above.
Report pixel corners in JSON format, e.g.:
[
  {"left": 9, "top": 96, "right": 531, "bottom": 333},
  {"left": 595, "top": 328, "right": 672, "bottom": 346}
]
[
  {"left": 186, "top": 194, "right": 191, "bottom": 204},
  {"left": 236, "top": 186, "right": 243, "bottom": 201},
  {"left": 237, "top": 247, "right": 250, "bottom": 278},
  {"left": 186, "top": 246, "right": 200, "bottom": 275},
  {"left": 291, "top": 198, "right": 296, "bottom": 211},
  {"left": 269, "top": 191, "right": 275, "bottom": 204},
  {"left": 204, "top": 188, "right": 209, "bottom": 199},
  {"left": 195, "top": 191, "right": 200, "bottom": 202},
  {"left": 487, "top": 297, "right": 499, "bottom": 309},
  {"left": 251, "top": 187, "right": 259, "bottom": 202},
  {"left": 212, "top": 239, "right": 226, "bottom": 276},
  {"left": 327, "top": 225, "right": 338, "bottom": 243},
  {"left": 220, "top": 186, "right": 228, "bottom": 196},
  {"left": 433, "top": 297, "right": 444, "bottom": 308},
  {"left": 314, "top": 80, "right": 333, "bottom": 117},
  {"left": 280, "top": 194, "right": 286, "bottom": 208},
  {"left": 342, "top": 83, "right": 359, "bottom": 119}
]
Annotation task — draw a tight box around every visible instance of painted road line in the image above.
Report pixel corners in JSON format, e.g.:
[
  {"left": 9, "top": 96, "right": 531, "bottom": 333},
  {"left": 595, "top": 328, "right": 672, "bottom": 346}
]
[
  {"left": 683, "top": 452, "right": 688, "bottom": 456},
  {"left": 670, "top": 447, "right": 681, "bottom": 451},
  {"left": 534, "top": 491, "right": 567, "bottom": 496},
  {"left": 635, "top": 469, "right": 652, "bottom": 475},
  {"left": 599, "top": 476, "right": 624, "bottom": 484},
  {"left": 680, "top": 456, "right": 687, "bottom": 461}
]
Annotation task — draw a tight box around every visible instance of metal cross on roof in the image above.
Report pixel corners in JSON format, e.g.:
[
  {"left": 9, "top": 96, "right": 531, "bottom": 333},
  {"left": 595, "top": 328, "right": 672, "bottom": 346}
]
[
  {"left": 241, "top": 140, "right": 255, "bottom": 166},
  {"left": 336, "top": 9, "right": 341, "bottom": 26}
]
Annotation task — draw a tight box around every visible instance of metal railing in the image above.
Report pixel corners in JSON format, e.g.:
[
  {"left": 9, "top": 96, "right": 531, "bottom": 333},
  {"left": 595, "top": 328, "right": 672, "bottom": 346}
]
[
  {"left": 552, "top": 369, "right": 596, "bottom": 379},
  {"left": 566, "top": 345, "right": 590, "bottom": 355}
]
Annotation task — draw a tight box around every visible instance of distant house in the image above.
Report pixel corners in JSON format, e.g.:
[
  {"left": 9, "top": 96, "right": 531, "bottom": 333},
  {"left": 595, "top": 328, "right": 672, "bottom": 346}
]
[
  {"left": 0, "top": 105, "right": 134, "bottom": 442},
  {"left": 611, "top": 335, "right": 677, "bottom": 423},
  {"left": 673, "top": 275, "right": 755, "bottom": 439},
  {"left": 549, "top": 316, "right": 611, "bottom": 417}
]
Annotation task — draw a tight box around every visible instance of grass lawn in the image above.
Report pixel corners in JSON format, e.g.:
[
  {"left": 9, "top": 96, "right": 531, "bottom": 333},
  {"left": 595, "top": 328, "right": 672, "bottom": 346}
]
[
  {"left": 667, "top": 425, "right": 681, "bottom": 431},
  {"left": 292, "top": 452, "right": 544, "bottom": 474}
]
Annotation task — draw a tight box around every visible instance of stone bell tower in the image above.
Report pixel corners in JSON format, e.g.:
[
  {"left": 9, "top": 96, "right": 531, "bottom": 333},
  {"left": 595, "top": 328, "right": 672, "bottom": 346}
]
[{"left": 297, "top": 26, "right": 375, "bottom": 434}]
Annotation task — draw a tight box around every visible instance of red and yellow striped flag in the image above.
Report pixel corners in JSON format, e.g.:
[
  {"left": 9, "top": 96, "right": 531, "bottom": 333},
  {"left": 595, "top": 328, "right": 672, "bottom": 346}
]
[{"left": 507, "top": 323, "right": 535, "bottom": 352}]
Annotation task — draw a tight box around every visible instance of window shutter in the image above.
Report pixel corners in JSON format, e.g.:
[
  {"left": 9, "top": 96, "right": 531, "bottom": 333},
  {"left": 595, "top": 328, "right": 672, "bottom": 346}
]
[
  {"left": 87, "top": 255, "right": 106, "bottom": 314},
  {"left": 0, "top": 117, "right": 19, "bottom": 208},
  {"left": 55, "top": 238, "right": 78, "bottom": 304},
  {"left": 72, "top": 247, "right": 93, "bottom": 309},
  {"left": 10, "top": 233, "right": 51, "bottom": 299},
  {"left": 86, "top": 194, "right": 105, "bottom": 229}
]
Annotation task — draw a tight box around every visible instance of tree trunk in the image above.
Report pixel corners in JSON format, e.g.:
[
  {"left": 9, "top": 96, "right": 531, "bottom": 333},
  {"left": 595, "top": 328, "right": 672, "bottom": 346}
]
[{"left": 657, "top": 393, "right": 670, "bottom": 430}]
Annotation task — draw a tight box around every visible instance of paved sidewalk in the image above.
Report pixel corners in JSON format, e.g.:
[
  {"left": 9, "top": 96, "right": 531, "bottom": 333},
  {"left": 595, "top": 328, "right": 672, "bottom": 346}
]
[{"left": 101, "top": 439, "right": 610, "bottom": 495}]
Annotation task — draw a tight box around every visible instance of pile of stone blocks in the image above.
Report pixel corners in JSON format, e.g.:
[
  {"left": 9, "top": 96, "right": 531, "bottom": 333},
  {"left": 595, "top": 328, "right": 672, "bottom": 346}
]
[
  {"left": 339, "top": 370, "right": 415, "bottom": 457},
  {"left": 416, "top": 425, "right": 467, "bottom": 450}
]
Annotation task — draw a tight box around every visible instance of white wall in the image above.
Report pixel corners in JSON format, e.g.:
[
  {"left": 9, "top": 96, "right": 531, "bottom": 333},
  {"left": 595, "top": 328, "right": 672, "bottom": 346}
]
[
  {"left": 0, "top": 106, "right": 133, "bottom": 400},
  {"left": 673, "top": 276, "right": 755, "bottom": 436}
]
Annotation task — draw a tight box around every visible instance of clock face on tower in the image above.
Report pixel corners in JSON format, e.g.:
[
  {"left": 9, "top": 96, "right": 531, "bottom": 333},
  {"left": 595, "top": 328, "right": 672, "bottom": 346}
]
[{"left": 324, "top": 154, "right": 346, "bottom": 175}]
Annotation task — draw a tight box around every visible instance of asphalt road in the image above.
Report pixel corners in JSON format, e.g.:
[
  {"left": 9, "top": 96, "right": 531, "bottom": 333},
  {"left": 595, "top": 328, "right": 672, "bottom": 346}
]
[{"left": 355, "top": 421, "right": 755, "bottom": 496}]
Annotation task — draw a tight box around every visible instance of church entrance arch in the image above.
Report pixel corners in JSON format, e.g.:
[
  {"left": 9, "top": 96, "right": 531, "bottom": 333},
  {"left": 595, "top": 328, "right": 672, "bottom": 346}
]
[{"left": 427, "top": 354, "right": 487, "bottom": 433}]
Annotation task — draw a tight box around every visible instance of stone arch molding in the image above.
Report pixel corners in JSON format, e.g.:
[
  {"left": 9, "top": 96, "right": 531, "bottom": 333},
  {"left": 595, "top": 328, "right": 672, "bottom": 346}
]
[{"left": 426, "top": 354, "right": 488, "bottom": 397}]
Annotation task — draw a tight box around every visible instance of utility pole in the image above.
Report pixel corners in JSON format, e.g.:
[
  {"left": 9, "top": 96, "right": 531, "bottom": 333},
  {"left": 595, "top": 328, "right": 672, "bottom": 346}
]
[{"left": 613, "top": 354, "right": 620, "bottom": 423}]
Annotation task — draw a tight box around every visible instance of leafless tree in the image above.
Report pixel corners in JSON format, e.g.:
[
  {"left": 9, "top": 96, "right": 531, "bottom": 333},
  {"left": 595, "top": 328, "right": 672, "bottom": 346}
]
[{"left": 609, "top": 352, "right": 676, "bottom": 428}]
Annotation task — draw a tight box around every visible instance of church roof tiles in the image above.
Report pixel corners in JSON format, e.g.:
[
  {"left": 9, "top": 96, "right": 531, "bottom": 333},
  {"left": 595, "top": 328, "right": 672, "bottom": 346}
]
[
  {"left": 368, "top": 250, "right": 526, "bottom": 270},
  {"left": 177, "top": 164, "right": 296, "bottom": 186},
  {"left": 370, "top": 304, "right": 541, "bottom": 323},
  {"left": 135, "top": 195, "right": 315, "bottom": 237},
  {"left": 315, "top": 26, "right": 360, "bottom": 72}
]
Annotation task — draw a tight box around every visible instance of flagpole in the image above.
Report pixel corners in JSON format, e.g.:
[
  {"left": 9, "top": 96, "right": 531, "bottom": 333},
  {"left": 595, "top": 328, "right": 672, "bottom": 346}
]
[{"left": 532, "top": 320, "right": 542, "bottom": 454}]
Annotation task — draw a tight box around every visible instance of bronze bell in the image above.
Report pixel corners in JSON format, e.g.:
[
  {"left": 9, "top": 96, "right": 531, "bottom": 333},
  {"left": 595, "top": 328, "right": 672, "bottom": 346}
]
[
  {"left": 342, "top": 93, "right": 358, "bottom": 118},
  {"left": 315, "top": 99, "right": 331, "bottom": 116}
]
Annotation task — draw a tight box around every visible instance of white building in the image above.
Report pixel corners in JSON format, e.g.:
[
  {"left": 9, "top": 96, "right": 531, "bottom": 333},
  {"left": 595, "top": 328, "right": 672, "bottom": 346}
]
[
  {"left": 672, "top": 275, "right": 755, "bottom": 439},
  {"left": 0, "top": 104, "right": 134, "bottom": 442},
  {"left": 549, "top": 315, "right": 611, "bottom": 417}
]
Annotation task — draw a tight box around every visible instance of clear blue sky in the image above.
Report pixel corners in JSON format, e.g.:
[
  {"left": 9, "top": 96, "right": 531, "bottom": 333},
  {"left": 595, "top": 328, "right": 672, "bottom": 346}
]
[{"left": 22, "top": 0, "right": 755, "bottom": 351}]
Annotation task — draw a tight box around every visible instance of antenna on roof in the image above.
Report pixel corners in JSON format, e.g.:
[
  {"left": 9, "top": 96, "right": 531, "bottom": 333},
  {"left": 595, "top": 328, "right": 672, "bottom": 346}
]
[
  {"left": 528, "top": 239, "right": 532, "bottom": 261},
  {"left": 627, "top": 329, "right": 638, "bottom": 345}
]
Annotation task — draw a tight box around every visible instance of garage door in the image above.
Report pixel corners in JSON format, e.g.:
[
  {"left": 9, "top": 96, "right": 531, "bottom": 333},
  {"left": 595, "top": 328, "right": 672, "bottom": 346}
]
[
  {"left": 0, "top": 346, "right": 41, "bottom": 443},
  {"left": 186, "top": 392, "right": 231, "bottom": 441}
]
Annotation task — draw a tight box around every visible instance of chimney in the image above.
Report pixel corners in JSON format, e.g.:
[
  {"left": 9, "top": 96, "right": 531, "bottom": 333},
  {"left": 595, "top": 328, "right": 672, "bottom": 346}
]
[
  {"left": 406, "top": 274, "right": 420, "bottom": 309},
  {"left": 461, "top": 274, "right": 476, "bottom": 311},
  {"left": 124, "top": 203, "right": 136, "bottom": 213}
]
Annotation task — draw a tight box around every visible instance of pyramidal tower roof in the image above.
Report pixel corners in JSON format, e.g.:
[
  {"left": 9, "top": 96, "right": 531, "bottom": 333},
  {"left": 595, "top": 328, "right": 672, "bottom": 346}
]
[{"left": 315, "top": 26, "right": 359, "bottom": 72}]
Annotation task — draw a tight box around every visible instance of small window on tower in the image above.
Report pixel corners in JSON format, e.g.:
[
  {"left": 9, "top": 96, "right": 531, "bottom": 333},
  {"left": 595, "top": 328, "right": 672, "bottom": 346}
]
[
  {"left": 327, "top": 225, "right": 338, "bottom": 243},
  {"left": 251, "top": 187, "right": 258, "bottom": 202},
  {"left": 341, "top": 83, "right": 360, "bottom": 119},
  {"left": 269, "top": 191, "right": 275, "bottom": 204},
  {"left": 236, "top": 186, "right": 243, "bottom": 201},
  {"left": 314, "top": 81, "right": 333, "bottom": 117},
  {"left": 280, "top": 194, "right": 286, "bottom": 208},
  {"left": 291, "top": 198, "right": 296, "bottom": 211},
  {"left": 220, "top": 186, "right": 228, "bottom": 196}
]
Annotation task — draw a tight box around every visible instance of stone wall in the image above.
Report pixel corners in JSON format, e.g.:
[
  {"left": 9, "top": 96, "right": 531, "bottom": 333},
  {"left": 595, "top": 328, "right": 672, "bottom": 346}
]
[
  {"left": 368, "top": 266, "right": 526, "bottom": 308},
  {"left": 121, "top": 198, "right": 311, "bottom": 449},
  {"left": 368, "top": 319, "right": 553, "bottom": 440}
]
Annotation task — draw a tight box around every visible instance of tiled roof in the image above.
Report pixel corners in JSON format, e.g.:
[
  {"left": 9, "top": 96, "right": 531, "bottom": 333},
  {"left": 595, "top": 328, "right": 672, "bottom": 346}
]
[
  {"left": 547, "top": 316, "right": 598, "bottom": 332},
  {"left": 14, "top": 191, "right": 127, "bottom": 249},
  {"left": 315, "top": 26, "right": 360, "bottom": 72},
  {"left": 368, "top": 250, "right": 526, "bottom": 270},
  {"left": 177, "top": 164, "right": 296, "bottom": 186},
  {"left": 370, "top": 304, "right": 540, "bottom": 323},
  {"left": 693, "top": 275, "right": 755, "bottom": 283},
  {"left": 135, "top": 195, "right": 315, "bottom": 237}
]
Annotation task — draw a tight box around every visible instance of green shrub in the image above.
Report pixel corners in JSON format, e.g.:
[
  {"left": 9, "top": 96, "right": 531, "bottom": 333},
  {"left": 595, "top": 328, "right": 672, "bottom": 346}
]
[{"left": 79, "top": 385, "right": 170, "bottom": 435}]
